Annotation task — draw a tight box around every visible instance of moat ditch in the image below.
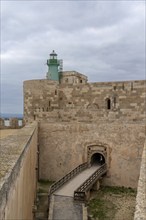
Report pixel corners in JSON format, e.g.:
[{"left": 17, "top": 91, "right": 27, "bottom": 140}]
[
  {"left": 35, "top": 180, "right": 54, "bottom": 220},
  {"left": 35, "top": 181, "right": 136, "bottom": 220}
]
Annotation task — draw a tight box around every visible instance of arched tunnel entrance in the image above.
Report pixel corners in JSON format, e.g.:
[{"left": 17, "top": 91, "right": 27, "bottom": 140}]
[{"left": 90, "top": 153, "right": 105, "bottom": 166}]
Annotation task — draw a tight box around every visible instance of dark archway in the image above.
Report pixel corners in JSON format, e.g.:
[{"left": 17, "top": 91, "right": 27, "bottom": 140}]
[{"left": 90, "top": 153, "right": 105, "bottom": 166}]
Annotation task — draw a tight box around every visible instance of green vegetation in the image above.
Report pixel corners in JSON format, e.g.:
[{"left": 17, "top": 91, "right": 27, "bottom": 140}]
[
  {"left": 88, "top": 186, "right": 136, "bottom": 220},
  {"left": 38, "top": 179, "right": 54, "bottom": 185},
  {"left": 101, "top": 186, "right": 136, "bottom": 195},
  {"left": 37, "top": 179, "right": 55, "bottom": 194},
  {"left": 37, "top": 188, "right": 47, "bottom": 193},
  {"left": 88, "top": 197, "right": 116, "bottom": 220}
]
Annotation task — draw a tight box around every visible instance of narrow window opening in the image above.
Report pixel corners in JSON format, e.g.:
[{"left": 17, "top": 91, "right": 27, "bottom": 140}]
[
  {"left": 49, "top": 101, "right": 51, "bottom": 107},
  {"left": 55, "top": 90, "right": 57, "bottom": 95},
  {"left": 80, "top": 79, "right": 82, "bottom": 83},
  {"left": 34, "top": 115, "right": 36, "bottom": 120},
  {"left": 107, "top": 99, "right": 111, "bottom": 110},
  {"left": 122, "top": 83, "right": 125, "bottom": 90}
]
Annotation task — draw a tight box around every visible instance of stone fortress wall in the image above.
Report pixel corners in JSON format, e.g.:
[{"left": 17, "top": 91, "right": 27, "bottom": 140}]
[
  {"left": 24, "top": 71, "right": 146, "bottom": 189},
  {"left": 0, "top": 122, "right": 38, "bottom": 219},
  {"left": 38, "top": 121, "right": 145, "bottom": 188},
  {"left": 24, "top": 76, "right": 145, "bottom": 123}
]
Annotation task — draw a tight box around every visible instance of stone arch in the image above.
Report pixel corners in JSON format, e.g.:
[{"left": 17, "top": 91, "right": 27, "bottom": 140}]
[{"left": 86, "top": 142, "right": 109, "bottom": 167}]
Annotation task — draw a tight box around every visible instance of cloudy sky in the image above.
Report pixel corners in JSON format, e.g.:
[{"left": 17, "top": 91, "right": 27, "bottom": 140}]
[{"left": 1, "top": 0, "right": 145, "bottom": 114}]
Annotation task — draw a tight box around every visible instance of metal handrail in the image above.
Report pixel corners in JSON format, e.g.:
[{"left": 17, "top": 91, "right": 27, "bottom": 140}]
[
  {"left": 74, "top": 163, "right": 107, "bottom": 201},
  {"left": 49, "top": 162, "right": 88, "bottom": 195}
]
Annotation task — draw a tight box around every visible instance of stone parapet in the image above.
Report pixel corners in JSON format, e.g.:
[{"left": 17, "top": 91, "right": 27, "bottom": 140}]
[
  {"left": 0, "top": 118, "right": 5, "bottom": 129},
  {"left": 0, "top": 122, "right": 38, "bottom": 219},
  {"left": 9, "top": 118, "right": 19, "bottom": 128},
  {"left": 134, "top": 140, "right": 146, "bottom": 220},
  {"left": 0, "top": 117, "right": 24, "bottom": 129}
]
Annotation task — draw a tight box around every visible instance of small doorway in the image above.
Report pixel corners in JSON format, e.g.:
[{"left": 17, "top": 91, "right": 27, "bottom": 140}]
[{"left": 90, "top": 153, "right": 105, "bottom": 166}]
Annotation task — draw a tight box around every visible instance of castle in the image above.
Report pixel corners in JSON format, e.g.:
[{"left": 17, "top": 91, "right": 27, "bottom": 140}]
[
  {"left": 24, "top": 50, "right": 145, "bottom": 124},
  {"left": 0, "top": 51, "right": 145, "bottom": 219}
]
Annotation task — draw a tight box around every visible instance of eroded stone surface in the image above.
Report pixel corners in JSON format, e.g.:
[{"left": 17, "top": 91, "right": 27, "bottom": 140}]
[{"left": 134, "top": 141, "right": 146, "bottom": 220}]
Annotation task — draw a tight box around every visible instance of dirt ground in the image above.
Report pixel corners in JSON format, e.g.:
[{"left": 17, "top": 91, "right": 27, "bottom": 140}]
[
  {"left": 0, "top": 129, "right": 19, "bottom": 139},
  {"left": 88, "top": 186, "right": 136, "bottom": 220}
]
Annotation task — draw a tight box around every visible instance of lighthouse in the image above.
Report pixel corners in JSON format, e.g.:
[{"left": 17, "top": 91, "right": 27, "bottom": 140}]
[{"left": 46, "top": 50, "right": 60, "bottom": 81}]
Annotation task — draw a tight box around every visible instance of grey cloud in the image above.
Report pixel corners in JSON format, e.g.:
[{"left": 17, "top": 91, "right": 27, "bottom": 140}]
[
  {"left": 1, "top": 1, "right": 145, "bottom": 113},
  {"left": 1, "top": 83, "right": 23, "bottom": 114}
]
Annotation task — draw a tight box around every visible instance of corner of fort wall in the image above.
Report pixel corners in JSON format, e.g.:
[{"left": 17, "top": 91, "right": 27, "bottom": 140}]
[
  {"left": 134, "top": 140, "right": 146, "bottom": 220},
  {"left": 0, "top": 122, "right": 38, "bottom": 220}
]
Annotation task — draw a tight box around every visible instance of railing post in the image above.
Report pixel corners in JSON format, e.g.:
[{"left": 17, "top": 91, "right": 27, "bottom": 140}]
[{"left": 85, "top": 190, "right": 90, "bottom": 201}]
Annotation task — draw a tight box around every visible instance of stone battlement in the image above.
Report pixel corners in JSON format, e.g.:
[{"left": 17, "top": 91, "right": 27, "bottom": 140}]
[{"left": 0, "top": 117, "right": 24, "bottom": 129}]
